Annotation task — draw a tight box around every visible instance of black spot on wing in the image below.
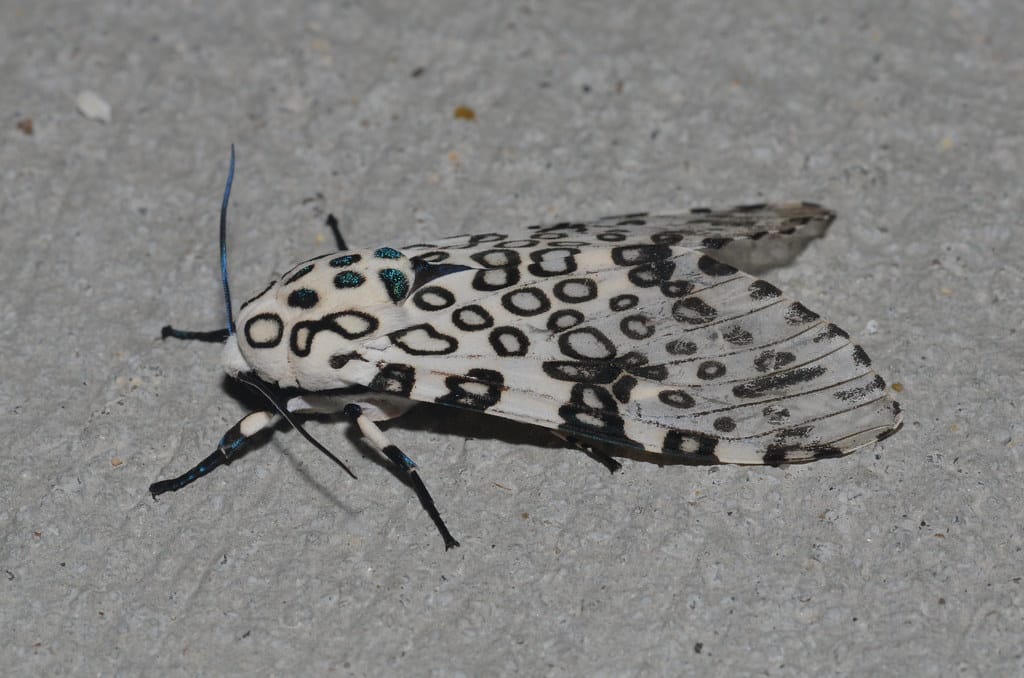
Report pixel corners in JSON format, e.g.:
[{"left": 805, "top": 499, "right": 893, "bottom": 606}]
[
  {"left": 559, "top": 327, "right": 617, "bottom": 360},
  {"left": 389, "top": 324, "right": 459, "bottom": 356},
  {"left": 658, "top": 389, "right": 695, "bottom": 409},
  {"left": 451, "top": 305, "right": 494, "bottom": 331},
  {"left": 650, "top": 231, "right": 683, "bottom": 245},
  {"left": 749, "top": 280, "right": 782, "bottom": 300},
  {"left": 732, "top": 365, "right": 828, "bottom": 398},
  {"left": 723, "top": 326, "right": 754, "bottom": 346},
  {"left": 472, "top": 267, "right": 520, "bottom": 291},
  {"left": 412, "top": 285, "right": 456, "bottom": 311},
  {"left": 547, "top": 309, "right": 584, "bottom": 332},
  {"left": 627, "top": 260, "right": 675, "bottom": 288},
  {"left": 673, "top": 297, "right": 717, "bottom": 325},
  {"left": 662, "top": 430, "right": 718, "bottom": 457},
  {"left": 527, "top": 247, "right": 580, "bottom": 277},
  {"left": 701, "top": 237, "right": 733, "bottom": 250},
  {"left": 436, "top": 369, "right": 505, "bottom": 411},
  {"left": 785, "top": 302, "right": 820, "bottom": 324},
  {"left": 660, "top": 280, "right": 694, "bottom": 298},
  {"left": 696, "top": 361, "right": 726, "bottom": 380},
  {"left": 612, "top": 375, "right": 637, "bottom": 404},
  {"left": 851, "top": 345, "right": 872, "bottom": 367},
  {"left": 611, "top": 244, "right": 673, "bottom": 266},
  {"left": 814, "top": 323, "right": 851, "bottom": 342},
  {"left": 713, "top": 417, "right": 736, "bottom": 432},
  {"left": 753, "top": 350, "right": 797, "bottom": 373},
  {"left": 501, "top": 287, "right": 551, "bottom": 316},
  {"left": 665, "top": 339, "right": 697, "bottom": 355},
  {"left": 609, "top": 294, "right": 638, "bottom": 311},
  {"left": 698, "top": 255, "right": 737, "bottom": 276},
  {"left": 489, "top": 326, "right": 530, "bottom": 357},
  {"left": 558, "top": 384, "right": 626, "bottom": 441},
  {"left": 552, "top": 278, "right": 598, "bottom": 304},
  {"left": 369, "top": 363, "right": 416, "bottom": 397},
  {"left": 328, "top": 352, "right": 363, "bottom": 370},
  {"left": 542, "top": 361, "right": 620, "bottom": 384},
  {"left": 619, "top": 314, "right": 656, "bottom": 340},
  {"left": 615, "top": 352, "right": 670, "bottom": 381}
]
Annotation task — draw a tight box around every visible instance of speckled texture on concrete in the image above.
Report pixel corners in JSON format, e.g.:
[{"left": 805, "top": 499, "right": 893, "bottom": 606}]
[{"left": 2, "top": 1, "right": 1023, "bottom": 675}]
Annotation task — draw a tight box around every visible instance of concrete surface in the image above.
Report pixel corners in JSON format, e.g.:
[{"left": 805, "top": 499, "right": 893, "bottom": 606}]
[{"left": 2, "top": 1, "right": 1023, "bottom": 675}]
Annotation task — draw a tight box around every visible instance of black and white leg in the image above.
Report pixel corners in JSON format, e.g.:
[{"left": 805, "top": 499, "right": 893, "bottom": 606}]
[
  {"left": 343, "top": 403, "right": 459, "bottom": 550},
  {"left": 161, "top": 325, "right": 230, "bottom": 342},
  {"left": 150, "top": 410, "right": 279, "bottom": 496},
  {"left": 551, "top": 431, "right": 622, "bottom": 473},
  {"left": 325, "top": 213, "right": 347, "bottom": 251}
]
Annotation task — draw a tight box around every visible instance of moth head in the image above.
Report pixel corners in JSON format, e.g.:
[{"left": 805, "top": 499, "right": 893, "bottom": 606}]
[{"left": 225, "top": 247, "right": 419, "bottom": 388}]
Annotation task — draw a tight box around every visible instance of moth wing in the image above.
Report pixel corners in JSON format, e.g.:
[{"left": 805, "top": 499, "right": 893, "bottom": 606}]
[
  {"left": 403, "top": 203, "right": 834, "bottom": 253},
  {"left": 366, "top": 244, "right": 901, "bottom": 464}
]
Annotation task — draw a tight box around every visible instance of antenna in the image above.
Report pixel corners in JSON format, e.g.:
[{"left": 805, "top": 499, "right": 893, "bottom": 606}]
[{"left": 221, "top": 145, "right": 236, "bottom": 335}]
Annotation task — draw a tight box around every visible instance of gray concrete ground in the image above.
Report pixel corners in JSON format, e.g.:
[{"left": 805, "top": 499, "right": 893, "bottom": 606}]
[{"left": 2, "top": 1, "right": 1023, "bottom": 675}]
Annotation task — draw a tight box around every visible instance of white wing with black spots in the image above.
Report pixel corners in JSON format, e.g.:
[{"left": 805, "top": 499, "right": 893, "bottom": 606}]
[
  {"left": 360, "top": 244, "right": 899, "bottom": 464},
  {"left": 405, "top": 202, "right": 834, "bottom": 254},
  {"left": 226, "top": 202, "right": 899, "bottom": 465},
  {"left": 157, "top": 191, "right": 902, "bottom": 549}
]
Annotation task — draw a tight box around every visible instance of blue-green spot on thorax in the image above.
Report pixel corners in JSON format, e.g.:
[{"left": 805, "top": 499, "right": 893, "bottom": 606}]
[
  {"left": 330, "top": 254, "right": 362, "bottom": 268},
  {"left": 334, "top": 270, "right": 366, "bottom": 289},
  {"left": 379, "top": 268, "right": 409, "bottom": 302},
  {"left": 374, "top": 247, "right": 402, "bottom": 260}
]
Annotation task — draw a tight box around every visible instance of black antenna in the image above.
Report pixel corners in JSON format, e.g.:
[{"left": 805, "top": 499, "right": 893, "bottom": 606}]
[
  {"left": 221, "top": 145, "right": 236, "bottom": 335},
  {"left": 239, "top": 375, "right": 358, "bottom": 480}
]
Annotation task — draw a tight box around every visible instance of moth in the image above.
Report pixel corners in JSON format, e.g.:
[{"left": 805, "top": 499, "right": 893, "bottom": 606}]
[{"left": 153, "top": 148, "right": 902, "bottom": 549}]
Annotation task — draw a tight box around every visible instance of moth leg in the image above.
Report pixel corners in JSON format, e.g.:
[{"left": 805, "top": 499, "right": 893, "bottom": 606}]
[
  {"left": 343, "top": 403, "right": 459, "bottom": 550},
  {"left": 150, "top": 411, "right": 279, "bottom": 497},
  {"left": 552, "top": 432, "right": 622, "bottom": 473},
  {"left": 161, "top": 326, "right": 230, "bottom": 343},
  {"left": 325, "top": 213, "right": 347, "bottom": 251}
]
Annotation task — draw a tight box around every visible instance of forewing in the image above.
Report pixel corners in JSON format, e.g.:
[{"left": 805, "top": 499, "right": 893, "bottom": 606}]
[
  {"left": 404, "top": 203, "right": 834, "bottom": 254},
  {"left": 366, "top": 243, "right": 901, "bottom": 464}
]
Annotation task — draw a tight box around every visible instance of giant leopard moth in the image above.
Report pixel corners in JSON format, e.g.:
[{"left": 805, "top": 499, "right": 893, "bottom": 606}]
[{"left": 153, "top": 147, "right": 902, "bottom": 549}]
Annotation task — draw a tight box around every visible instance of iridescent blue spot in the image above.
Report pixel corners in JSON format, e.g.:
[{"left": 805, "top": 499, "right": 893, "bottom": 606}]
[
  {"left": 330, "top": 254, "right": 362, "bottom": 267},
  {"left": 379, "top": 268, "right": 409, "bottom": 302},
  {"left": 334, "top": 271, "right": 366, "bottom": 289},
  {"left": 374, "top": 247, "right": 402, "bottom": 259}
]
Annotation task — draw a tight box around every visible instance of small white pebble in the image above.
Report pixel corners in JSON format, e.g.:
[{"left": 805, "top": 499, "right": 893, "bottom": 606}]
[
  {"left": 76, "top": 90, "right": 112, "bottom": 123},
  {"left": 864, "top": 319, "right": 879, "bottom": 335}
]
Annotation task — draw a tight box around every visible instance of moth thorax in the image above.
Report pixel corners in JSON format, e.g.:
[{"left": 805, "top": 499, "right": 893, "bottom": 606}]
[{"left": 230, "top": 247, "right": 417, "bottom": 389}]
